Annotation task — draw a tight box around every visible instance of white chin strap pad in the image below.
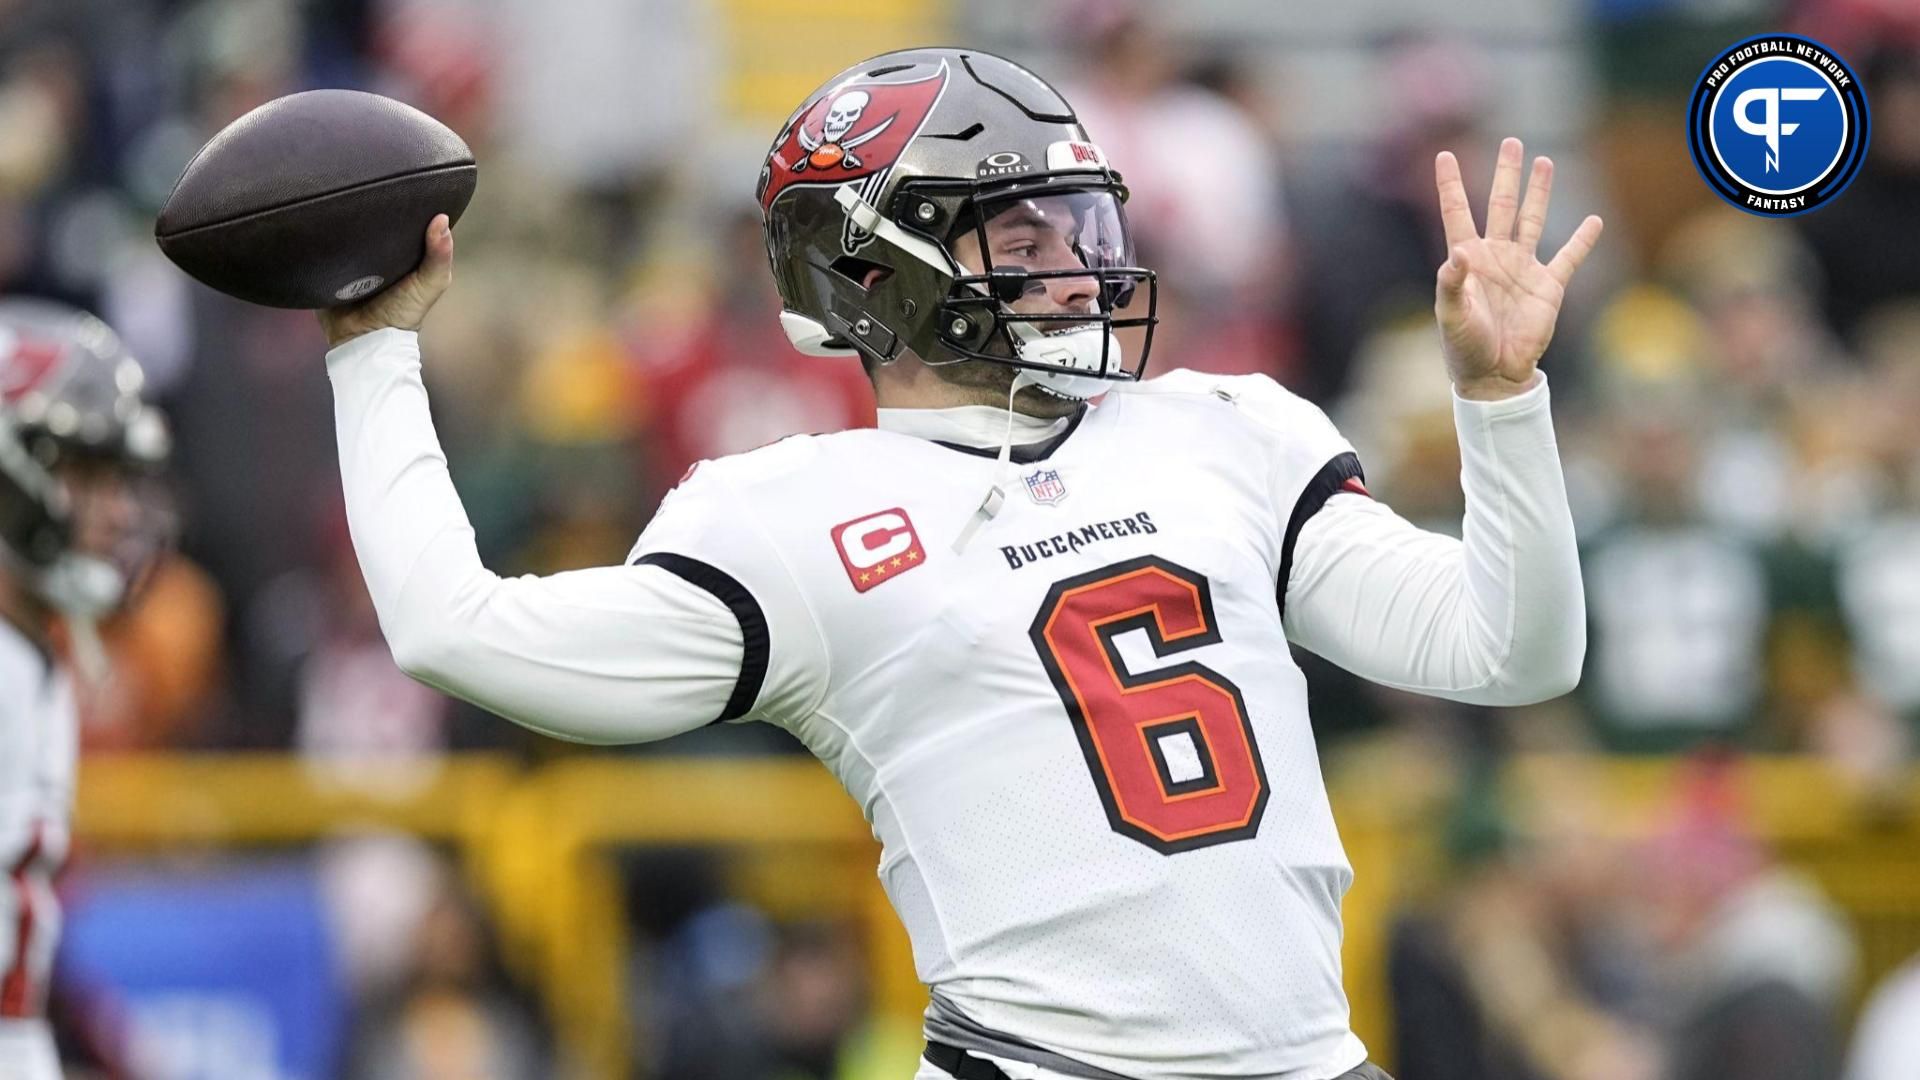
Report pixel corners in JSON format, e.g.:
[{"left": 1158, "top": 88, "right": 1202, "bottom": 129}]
[
  {"left": 38, "top": 554, "right": 125, "bottom": 619},
  {"left": 1007, "top": 323, "right": 1125, "bottom": 400}
]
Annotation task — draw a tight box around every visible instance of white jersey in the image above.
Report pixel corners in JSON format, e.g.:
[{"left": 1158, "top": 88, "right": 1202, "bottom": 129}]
[
  {"left": 0, "top": 618, "right": 74, "bottom": 1076},
  {"left": 632, "top": 372, "right": 1367, "bottom": 1076},
  {"left": 328, "top": 330, "right": 1583, "bottom": 1080}
]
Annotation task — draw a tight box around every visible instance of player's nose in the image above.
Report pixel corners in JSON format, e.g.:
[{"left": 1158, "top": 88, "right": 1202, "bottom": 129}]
[
  {"left": 76, "top": 484, "right": 137, "bottom": 552},
  {"left": 1042, "top": 271, "right": 1099, "bottom": 313}
]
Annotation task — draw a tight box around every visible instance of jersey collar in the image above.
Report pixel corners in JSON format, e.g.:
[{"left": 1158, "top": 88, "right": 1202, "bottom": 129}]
[{"left": 876, "top": 403, "right": 1089, "bottom": 464}]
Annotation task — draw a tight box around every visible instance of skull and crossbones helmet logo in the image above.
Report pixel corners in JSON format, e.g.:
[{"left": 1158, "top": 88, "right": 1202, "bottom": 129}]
[{"left": 794, "top": 89, "right": 895, "bottom": 172}]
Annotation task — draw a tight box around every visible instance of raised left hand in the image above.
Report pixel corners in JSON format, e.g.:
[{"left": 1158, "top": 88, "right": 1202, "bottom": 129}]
[{"left": 1434, "top": 138, "right": 1603, "bottom": 400}]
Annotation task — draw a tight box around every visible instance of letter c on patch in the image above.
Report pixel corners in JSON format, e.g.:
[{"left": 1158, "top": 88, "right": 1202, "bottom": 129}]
[{"left": 842, "top": 512, "right": 912, "bottom": 569}]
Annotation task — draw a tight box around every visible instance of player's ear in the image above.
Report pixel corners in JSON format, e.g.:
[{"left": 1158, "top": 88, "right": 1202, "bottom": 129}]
[{"left": 824, "top": 256, "right": 892, "bottom": 294}]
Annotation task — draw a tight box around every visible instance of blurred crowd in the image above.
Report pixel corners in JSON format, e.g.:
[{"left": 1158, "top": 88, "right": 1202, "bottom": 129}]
[
  {"left": 1375, "top": 744, "right": 1872, "bottom": 1080},
  {"left": 6, "top": 0, "right": 1920, "bottom": 1076}
]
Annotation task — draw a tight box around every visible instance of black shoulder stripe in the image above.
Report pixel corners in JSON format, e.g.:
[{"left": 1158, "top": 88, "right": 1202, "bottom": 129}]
[
  {"left": 1276, "top": 451, "right": 1367, "bottom": 620},
  {"left": 633, "top": 552, "right": 769, "bottom": 724}
]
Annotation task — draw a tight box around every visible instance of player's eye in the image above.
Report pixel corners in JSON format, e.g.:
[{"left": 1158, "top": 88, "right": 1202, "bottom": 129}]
[{"left": 1001, "top": 242, "right": 1039, "bottom": 261}]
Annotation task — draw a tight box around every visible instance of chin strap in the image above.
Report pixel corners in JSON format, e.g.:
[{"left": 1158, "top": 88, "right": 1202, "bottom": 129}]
[
  {"left": 64, "top": 613, "right": 108, "bottom": 686},
  {"left": 1005, "top": 322, "right": 1124, "bottom": 400},
  {"left": 835, "top": 186, "right": 956, "bottom": 277},
  {"left": 37, "top": 552, "right": 124, "bottom": 620},
  {"left": 951, "top": 372, "right": 1034, "bottom": 554}
]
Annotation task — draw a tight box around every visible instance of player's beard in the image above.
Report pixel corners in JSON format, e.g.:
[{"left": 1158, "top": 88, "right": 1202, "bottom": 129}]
[{"left": 926, "top": 356, "right": 1083, "bottom": 419}]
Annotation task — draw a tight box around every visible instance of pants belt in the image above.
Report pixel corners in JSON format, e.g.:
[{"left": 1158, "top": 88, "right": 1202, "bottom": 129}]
[
  {"left": 925, "top": 1040, "right": 1013, "bottom": 1080},
  {"left": 924, "top": 1041, "right": 1394, "bottom": 1080}
]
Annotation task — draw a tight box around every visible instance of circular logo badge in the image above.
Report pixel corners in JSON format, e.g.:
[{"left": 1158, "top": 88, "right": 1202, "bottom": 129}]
[
  {"left": 1688, "top": 34, "right": 1870, "bottom": 217},
  {"left": 334, "top": 275, "right": 386, "bottom": 302}
]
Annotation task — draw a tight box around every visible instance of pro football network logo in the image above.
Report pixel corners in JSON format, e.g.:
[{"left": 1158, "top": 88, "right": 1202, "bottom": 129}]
[
  {"left": 1687, "top": 34, "right": 1869, "bottom": 217},
  {"left": 830, "top": 508, "right": 927, "bottom": 593}
]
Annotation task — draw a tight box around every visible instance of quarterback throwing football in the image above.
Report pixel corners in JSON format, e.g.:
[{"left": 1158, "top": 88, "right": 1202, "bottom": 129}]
[{"left": 320, "top": 49, "right": 1600, "bottom": 1080}]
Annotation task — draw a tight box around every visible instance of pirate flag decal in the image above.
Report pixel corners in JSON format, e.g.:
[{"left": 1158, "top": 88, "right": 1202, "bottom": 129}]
[
  {"left": 0, "top": 329, "right": 66, "bottom": 404},
  {"left": 758, "top": 64, "right": 948, "bottom": 221}
]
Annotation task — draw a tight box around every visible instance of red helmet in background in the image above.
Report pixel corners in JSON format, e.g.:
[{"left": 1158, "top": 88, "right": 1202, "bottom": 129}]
[{"left": 0, "top": 298, "right": 173, "bottom": 618}]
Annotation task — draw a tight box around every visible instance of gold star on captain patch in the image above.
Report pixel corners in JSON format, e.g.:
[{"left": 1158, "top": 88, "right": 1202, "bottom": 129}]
[
  {"left": 891, "top": 557, "right": 903, "bottom": 568},
  {"left": 859, "top": 572, "right": 870, "bottom": 583},
  {"left": 907, "top": 550, "right": 920, "bottom": 561},
  {"left": 874, "top": 563, "right": 888, "bottom": 576}
]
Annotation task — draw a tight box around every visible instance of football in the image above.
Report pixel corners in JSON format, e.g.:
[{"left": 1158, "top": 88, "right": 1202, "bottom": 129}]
[{"left": 154, "top": 89, "right": 476, "bottom": 309}]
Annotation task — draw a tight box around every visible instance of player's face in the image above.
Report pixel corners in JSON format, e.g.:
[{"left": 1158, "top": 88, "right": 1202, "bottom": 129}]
[
  {"left": 924, "top": 189, "right": 1138, "bottom": 418},
  {"left": 951, "top": 192, "right": 1122, "bottom": 321},
  {"left": 56, "top": 456, "right": 168, "bottom": 592}
]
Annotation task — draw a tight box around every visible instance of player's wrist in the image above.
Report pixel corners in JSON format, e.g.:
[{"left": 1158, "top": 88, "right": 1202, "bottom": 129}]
[
  {"left": 323, "top": 325, "right": 420, "bottom": 365},
  {"left": 318, "top": 312, "right": 369, "bottom": 349},
  {"left": 1452, "top": 370, "right": 1541, "bottom": 401}
]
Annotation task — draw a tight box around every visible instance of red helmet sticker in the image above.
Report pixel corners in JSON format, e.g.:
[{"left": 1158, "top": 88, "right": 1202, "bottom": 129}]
[
  {"left": 0, "top": 333, "right": 65, "bottom": 404},
  {"left": 759, "top": 65, "right": 948, "bottom": 213}
]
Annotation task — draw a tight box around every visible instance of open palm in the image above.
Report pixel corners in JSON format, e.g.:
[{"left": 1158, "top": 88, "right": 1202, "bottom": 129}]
[{"left": 1434, "top": 138, "right": 1603, "bottom": 400}]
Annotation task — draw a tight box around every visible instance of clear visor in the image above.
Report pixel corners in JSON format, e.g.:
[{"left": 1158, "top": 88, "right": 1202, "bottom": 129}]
[
  {"left": 943, "top": 185, "right": 1157, "bottom": 388},
  {"left": 959, "top": 188, "right": 1139, "bottom": 310}
]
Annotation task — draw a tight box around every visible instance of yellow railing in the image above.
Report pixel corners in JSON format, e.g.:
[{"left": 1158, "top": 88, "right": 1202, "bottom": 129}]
[
  {"left": 76, "top": 753, "right": 518, "bottom": 846},
  {"left": 73, "top": 754, "right": 1920, "bottom": 1078}
]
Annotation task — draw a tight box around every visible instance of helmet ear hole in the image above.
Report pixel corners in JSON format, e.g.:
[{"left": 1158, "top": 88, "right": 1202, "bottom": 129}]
[{"left": 830, "top": 255, "right": 893, "bottom": 292}]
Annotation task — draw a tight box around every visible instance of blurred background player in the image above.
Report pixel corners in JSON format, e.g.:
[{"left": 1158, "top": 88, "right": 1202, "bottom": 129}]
[{"left": 0, "top": 299, "right": 171, "bottom": 1079}]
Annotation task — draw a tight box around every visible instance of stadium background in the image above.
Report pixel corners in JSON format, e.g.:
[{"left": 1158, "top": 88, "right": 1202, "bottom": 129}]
[{"left": 6, "top": 0, "right": 1920, "bottom": 1076}]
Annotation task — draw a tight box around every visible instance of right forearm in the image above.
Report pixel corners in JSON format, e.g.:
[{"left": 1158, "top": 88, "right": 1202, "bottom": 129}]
[
  {"left": 325, "top": 328, "right": 748, "bottom": 742},
  {"left": 325, "top": 327, "right": 480, "bottom": 654}
]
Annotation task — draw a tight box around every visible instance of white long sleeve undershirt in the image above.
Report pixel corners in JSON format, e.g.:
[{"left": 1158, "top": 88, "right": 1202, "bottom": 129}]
[
  {"left": 1283, "top": 378, "right": 1585, "bottom": 705},
  {"left": 328, "top": 328, "right": 744, "bottom": 742},
  {"left": 328, "top": 328, "right": 1580, "bottom": 744}
]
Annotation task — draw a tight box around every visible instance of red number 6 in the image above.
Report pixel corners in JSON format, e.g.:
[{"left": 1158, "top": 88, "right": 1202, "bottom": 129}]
[{"left": 1029, "top": 556, "right": 1268, "bottom": 854}]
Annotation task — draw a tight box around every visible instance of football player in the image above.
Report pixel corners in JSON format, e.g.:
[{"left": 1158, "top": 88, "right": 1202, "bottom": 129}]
[
  {"left": 317, "top": 49, "right": 1599, "bottom": 1080},
  {"left": 0, "top": 299, "right": 172, "bottom": 1079}
]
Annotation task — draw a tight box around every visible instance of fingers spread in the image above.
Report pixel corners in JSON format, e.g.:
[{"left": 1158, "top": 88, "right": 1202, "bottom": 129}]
[
  {"left": 1434, "top": 151, "right": 1477, "bottom": 248},
  {"left": 1546, "top": 214, "right": 1604, "bottom": 286},
  {"left": 1516, "top": 156, "right": 1553, "bottom": 252},
  {"left": 1485, "top": 137, "right": 1524, "bottom": 242}
]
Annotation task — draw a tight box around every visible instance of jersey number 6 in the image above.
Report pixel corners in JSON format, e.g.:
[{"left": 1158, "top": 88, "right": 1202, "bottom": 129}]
[{"left": 1029, "top": 555, "right": 1268, "bottom": 854}]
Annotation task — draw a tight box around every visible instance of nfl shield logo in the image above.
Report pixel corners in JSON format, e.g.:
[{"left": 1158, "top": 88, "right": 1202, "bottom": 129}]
[{"left": 1024, "top": 468, "right": 1068, "bottom": 505}]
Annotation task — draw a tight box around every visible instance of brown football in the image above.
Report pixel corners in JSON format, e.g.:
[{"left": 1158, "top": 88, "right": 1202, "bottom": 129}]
[{"left": 155, "top": 89, "right": 476, "bottom": 309}]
